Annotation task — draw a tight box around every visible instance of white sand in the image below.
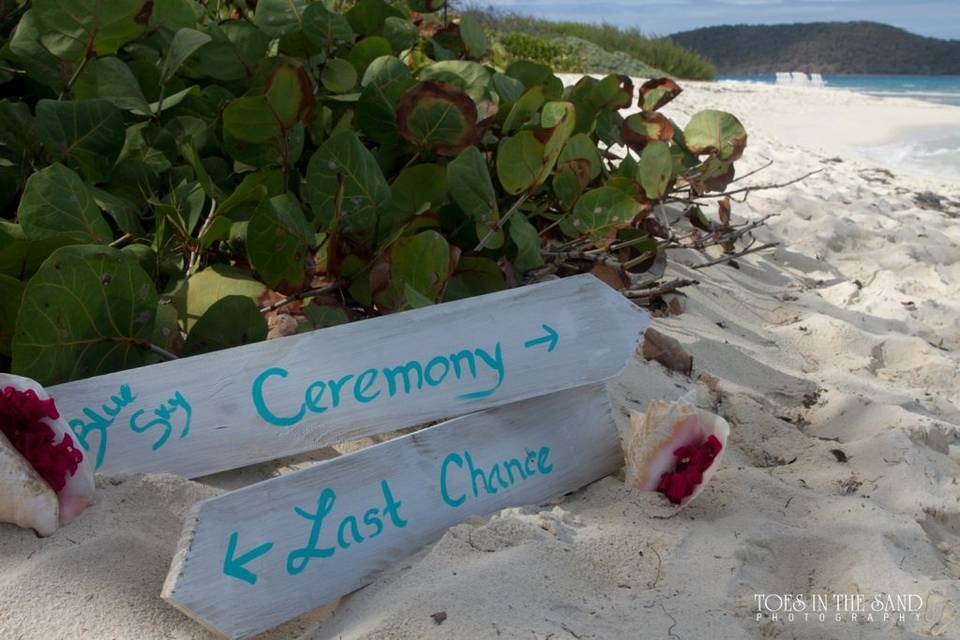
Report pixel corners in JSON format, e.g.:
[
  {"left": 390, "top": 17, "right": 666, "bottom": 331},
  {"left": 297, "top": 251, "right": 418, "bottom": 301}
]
[{"left": 3, "top": 80, "right": 959, "bottom": 639}]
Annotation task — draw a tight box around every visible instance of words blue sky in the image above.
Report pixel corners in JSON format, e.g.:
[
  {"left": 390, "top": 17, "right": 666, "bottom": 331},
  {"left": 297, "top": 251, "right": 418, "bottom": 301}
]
[{"left": 468, "top": 1, "right": 960, "bottom": 39}]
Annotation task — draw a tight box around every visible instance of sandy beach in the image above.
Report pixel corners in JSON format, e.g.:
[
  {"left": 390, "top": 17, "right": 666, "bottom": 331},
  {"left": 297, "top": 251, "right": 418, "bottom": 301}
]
[{"left": 2, "top": 79, "right": 959, "bottom": 639}]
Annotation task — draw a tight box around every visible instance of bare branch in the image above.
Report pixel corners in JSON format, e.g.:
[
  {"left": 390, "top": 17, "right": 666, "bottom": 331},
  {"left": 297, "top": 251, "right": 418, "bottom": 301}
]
[
  {"left": 475, "top": 193, "right": 529, "bottom": 251},
  {"left": 259, "top": 280, "right": 344, "bottom": 314},
  {"left": 691, "top": 241, "right": 779, "bottom": 270},
  {"left": 624, "top": 278, "right": 699, "bottom": 299},
  {"left": 189, "top": 198, "right": 217, "bottom": 274},
  {"left": 687, "top": 168, "right": 825, "bottom": 201},
  {"left": 729, "top": 156, "right": 774, "bottom": 184}
]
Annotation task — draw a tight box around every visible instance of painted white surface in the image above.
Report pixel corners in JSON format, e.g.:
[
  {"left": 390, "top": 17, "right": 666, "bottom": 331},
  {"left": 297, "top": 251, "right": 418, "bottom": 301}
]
[
  {"left": 162, "top": 384, "right": 623, "bottom": 639},
  {"left": 48, "top": 275, "right": 649, "bottom": 478}
]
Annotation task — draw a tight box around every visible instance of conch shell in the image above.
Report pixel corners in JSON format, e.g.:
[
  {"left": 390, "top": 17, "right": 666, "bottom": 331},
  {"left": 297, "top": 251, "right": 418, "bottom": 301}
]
[
  {"left": 1, "top": 373, "right": 95, "bottom": 536},
  {"left": 624, "top": 400, "right": 730, "bottom": 507}
]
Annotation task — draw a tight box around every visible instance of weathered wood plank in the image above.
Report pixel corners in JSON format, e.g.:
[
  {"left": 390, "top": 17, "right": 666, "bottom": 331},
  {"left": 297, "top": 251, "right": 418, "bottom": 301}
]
[
  {"left": 162, "top": 384, "right": 623, "bottom": 639},
  {"left": 48, "top": 275, "right": 648, "bottom": 478}
]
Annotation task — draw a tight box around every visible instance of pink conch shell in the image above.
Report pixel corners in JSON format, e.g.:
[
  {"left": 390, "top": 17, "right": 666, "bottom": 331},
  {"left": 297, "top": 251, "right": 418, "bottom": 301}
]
[
  {"left": 624, "top": 400, "right": 730, "bottom": 507},
  {"left": 0, "top": 430, "right": 60, "bottom": 536},
  {"left": 0, "top": 373, "right": 95, "bottom": 535}
]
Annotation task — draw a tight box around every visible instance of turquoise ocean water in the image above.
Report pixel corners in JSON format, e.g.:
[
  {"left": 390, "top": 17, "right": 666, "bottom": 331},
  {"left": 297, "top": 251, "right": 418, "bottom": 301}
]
[{"left": 722, "top": 74, "right": 960, "bottom": 181}]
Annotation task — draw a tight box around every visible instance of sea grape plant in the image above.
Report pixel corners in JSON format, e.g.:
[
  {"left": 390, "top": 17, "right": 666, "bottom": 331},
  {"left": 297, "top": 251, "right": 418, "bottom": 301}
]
[{"left": 0, "top": 0, "right": 747, "bottom": 386}]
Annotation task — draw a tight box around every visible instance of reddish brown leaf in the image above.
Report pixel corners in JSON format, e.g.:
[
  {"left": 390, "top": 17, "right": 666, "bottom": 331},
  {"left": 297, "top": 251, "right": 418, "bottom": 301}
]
[
  {"left": 620, "top": 112, "right": 674, "bottom": 148},
  {"left": 718, "top": 197, "right": 732, "bottom": 228},
  {"left": 590, "top": 264, "right": 626, "bottom": 290},
  {"left": 396, "top": 81, "right": 478, "bottom": 156},
  {"left": 638, "top": 78, "right": 683, "bottom": 112}
]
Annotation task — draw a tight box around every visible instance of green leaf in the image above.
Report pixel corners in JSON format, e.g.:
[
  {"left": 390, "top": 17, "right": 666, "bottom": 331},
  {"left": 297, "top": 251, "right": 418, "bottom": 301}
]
[
  {"left": 321, "top": 58, "right": 358, "bottom": 93},
  {"left": 683, "top": 109, "right": 748, "bottom": 162},
  {"left": 491, "top": 73, "right": 525, "bottom": 103},
  {"left": 0, "top": 274, "right": 24, "bottom": 356},
  {"left": 12, "top": 245, "right": 159, "bottom": 385},
  {"left": 552, "top": 166, "right": 584, "bottom": 209},
  {"left": 305, "top": 131, "right": 391, "bottom": 238},
  {"left": 396, "top": 81, "right": 478, "bottom": 156},
  {"left": 537, "top": 101, "right": 576, "bottom": 183},
  {"left": 504, "top": 86, "right": 546, "bottom": 134},
  {"left": 348, "top": 36, "right": 393, "bottom": 76},
  {"left": 408, "top": 0, "right": 446, "bottom": 13},
  {"left": 247, "top": 194, "right": 314, "bottom": 290},
  {"left": 347, "top": 0, "right": 403, "bottom": 36},
  {"left": 496, "top": 130, "right": 546, "bottom": 196},
  {"left": 443, "top": 256, "right": 504, "bottom": 302},
  {"left": 0, "top": 100, "right": 39, "bottom": 162},
  {"left": 151, "top": 0, "right": 203, "bottom": 31},
  {"left": 558, "top": 133, "right": 602, "bottom": 181},
  {"left": 391, "top": 164, "right": 447, "bottom": 217},
  {"left": 90, "top": 187, "right": 143, "bottom": 235},
  {"left": 589, "top": 74, "right": 633, "bottom": 110},
  {"left": 18, "top": 163, "right": 112, "bottom": 244},
  {"left": 448, "top": 146, "right": 498, "bottom": 227},
  {"left": 223, "top": 123, "right": 305, "bottom": 169},
  {"left": 32, "top": 0, "right": 152, "bottom": 61},
  {"left": 222, "top": 64, "right": 314, "bottom": 150},
  {"left": 217, "top": 170, "right": 286, "bottom": 222},
  {"left": 183, "top": 296, "right": 267, "bottom": 356},
  {"left": 266, "top": 63, "right": 314, "bottom": 128},
  {"left": 572, "top": 187, "right": 641, "bottom": 242},
  {"left": 8, "top": 10, "right": 67, "bottom": 92},
  {"left": 372, "top": 230, "right": 451, "bottom": 311},
  {"left": 403, "top": 283, "right": 434, "bottom": 309},
  {"left": 0, "top": 221, "right": 72, "bottom": 281},
  {"left": 303, "top": 2, "right": 354, "bottom": 48},
  {"left": 509, "top": 214, "right": 544, "bottom": 272},
  {"left": 161, "top": 27, "right": 211, "bottom": 83},
  {"left": 151, "top": 85, "right": 200, "bottom": 115},
  {"left": 189, "top": 23, "right": 268, "bottom": 82},
  {"left": 419, "top": 60, "right": 491, "bottom": 101},
  {"left": 356, "top": 56, "right": 414, "bottom": 145},
  {"left": 223, "top": 96, "right": 283, "bottom": 144},
  {"left": 637, "top": 141, "right": 674, "bottom": 199},
  {"left": 303, "top": 301, "right": 350, "bottom": 329},
  {"left": 459, "top": 14, "right": 489, "bottom": 59},
  {"left": 184, "top": 264, "right": 266, "bottom": 330},
  {"left": 382, "top": 16, "right": 418, "bottom": 53},
  {"left": 254, "top": 0, "right": 309, "bottom": 38},
  {"left": 82, "top": 57, "right": 151, "bottom": 114},
  {"left": 35, "top": 99, "right": 126, "bottom": 182}
]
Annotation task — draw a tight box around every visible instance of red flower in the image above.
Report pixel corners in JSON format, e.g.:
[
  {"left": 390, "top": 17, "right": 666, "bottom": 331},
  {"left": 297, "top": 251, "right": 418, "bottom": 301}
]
[
  {"left": 1, "top": 386, "right": 84, "bottom": 493},
  {"left": 657, "top": 434, "right": 723, "bottom": 504}
]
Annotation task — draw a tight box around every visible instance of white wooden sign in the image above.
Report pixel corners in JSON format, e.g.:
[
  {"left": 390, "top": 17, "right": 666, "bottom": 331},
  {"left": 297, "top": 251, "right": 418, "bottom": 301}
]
[
  {"left": 162, "top": 384, "right": 622, "bottom": 639},
  {"left": 48, "top": 275, "right": 648, "bottom": 478}
]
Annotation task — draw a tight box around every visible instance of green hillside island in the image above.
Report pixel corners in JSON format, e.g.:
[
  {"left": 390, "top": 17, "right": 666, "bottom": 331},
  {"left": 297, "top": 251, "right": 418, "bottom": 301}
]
[
  {"left": 465, "top": 9, "right": 716, "bottom": 80},
  {"left": 669, "top": 21, "right": 960, "bottom": 75}
]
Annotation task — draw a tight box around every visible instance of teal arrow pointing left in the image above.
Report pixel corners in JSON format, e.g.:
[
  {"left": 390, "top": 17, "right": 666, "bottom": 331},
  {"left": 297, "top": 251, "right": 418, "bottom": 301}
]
[{"left": 224, "top": 531, "right": 274, "bottom": 585}]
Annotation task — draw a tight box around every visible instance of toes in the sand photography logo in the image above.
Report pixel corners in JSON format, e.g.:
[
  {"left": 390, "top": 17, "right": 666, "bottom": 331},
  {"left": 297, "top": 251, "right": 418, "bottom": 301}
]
[{"left": 753, "top": 592, "right": 925, "bottom": 625}]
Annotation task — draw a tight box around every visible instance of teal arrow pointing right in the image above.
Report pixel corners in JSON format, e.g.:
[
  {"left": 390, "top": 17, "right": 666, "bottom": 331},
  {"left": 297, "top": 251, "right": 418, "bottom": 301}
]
[{"left": 524, "top": 323, "right": 559, "bottom": 352}]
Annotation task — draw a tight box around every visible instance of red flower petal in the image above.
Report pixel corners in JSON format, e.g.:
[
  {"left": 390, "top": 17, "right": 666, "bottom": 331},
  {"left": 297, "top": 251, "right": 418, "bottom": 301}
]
[
  {"left": 1, "top": 385, "right": 81, "bottom": 493},
  {"left": 656, "top": 432, "right": 724, "bottom": 504}
]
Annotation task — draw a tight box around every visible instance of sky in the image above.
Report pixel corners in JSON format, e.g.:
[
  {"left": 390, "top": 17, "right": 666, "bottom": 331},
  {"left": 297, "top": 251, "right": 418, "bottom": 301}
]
[{"left": 466, "top": 1, "right": 960, "bottom": 39}]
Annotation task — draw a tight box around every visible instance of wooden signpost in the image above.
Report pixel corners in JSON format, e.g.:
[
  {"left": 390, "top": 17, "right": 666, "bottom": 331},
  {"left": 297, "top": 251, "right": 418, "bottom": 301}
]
[
  {"left": 162, "top": 384, "right": 623, "bottom": 639},
  {"left": 48, "top": 274, "right": 649, "bottom": 478},
  {"left": 39, "top": 273, "right": 650, "bottom": 638}
]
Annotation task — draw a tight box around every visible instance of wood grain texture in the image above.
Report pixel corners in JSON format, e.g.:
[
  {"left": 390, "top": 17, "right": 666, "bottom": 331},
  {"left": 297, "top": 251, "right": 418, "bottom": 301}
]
[
  {"left": 162, "top": 384, "right": 623, "bottom": 639},
  {"left": 47, "top": 275, "right": 649, "bottom": 478}
]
